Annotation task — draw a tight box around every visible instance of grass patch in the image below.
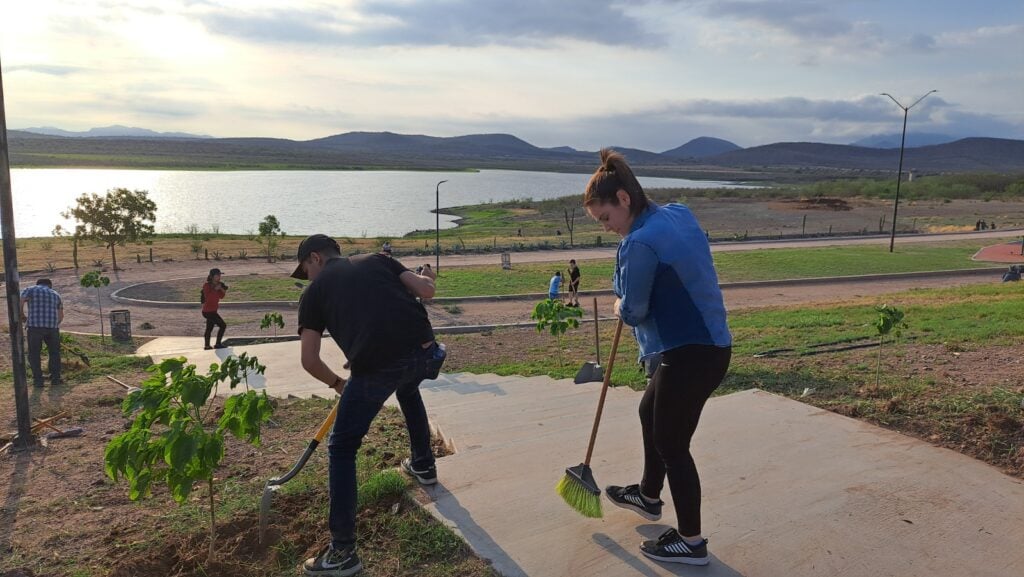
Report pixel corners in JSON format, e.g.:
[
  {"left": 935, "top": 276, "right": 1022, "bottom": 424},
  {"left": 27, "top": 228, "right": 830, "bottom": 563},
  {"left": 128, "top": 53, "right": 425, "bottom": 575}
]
[{"left": 178, "top": 239, "right": 1006, "bottom": 301}]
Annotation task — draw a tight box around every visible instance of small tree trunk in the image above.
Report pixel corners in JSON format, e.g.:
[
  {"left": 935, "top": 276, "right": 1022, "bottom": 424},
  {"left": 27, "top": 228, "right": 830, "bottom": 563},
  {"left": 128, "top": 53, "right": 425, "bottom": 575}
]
[
  {"left": 875, "top": 337, "right": 882, "bottom": 387},
  {"left": 72, "top": 237, "right": 79, "bottom": 268},
  {"left": 97, "top": 289, "right": 106, "bottom": 344},
  {"left": 109, "top": 244, "right": 118, "bottom": 271},
  {"left": 208, "top": 478, "right": 216, "bottom": 561}
]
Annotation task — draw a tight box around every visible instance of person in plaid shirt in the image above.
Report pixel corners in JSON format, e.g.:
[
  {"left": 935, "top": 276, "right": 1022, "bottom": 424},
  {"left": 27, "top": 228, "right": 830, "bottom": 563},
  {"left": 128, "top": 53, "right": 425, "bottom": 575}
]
[{"left": 21, "top": 278, "right": 64, "bottom": 387}]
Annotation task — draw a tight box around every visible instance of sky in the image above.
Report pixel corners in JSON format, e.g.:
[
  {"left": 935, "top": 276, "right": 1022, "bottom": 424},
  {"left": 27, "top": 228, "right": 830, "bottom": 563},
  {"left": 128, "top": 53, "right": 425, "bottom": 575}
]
[{"left": 1, "top": 0, "right": 1022, "bottom": 150}]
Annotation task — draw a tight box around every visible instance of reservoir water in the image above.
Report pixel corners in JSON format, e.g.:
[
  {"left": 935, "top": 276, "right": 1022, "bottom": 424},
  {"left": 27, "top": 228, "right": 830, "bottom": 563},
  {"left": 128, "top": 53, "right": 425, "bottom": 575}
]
[{"left": 10, "top": 168, "right": 750, "bottom": 238}]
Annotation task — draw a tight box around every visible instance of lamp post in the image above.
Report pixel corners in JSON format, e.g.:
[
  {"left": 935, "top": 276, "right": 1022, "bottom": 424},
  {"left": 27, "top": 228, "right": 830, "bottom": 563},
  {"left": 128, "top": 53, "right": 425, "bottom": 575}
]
[
  {"left": 880, "top": 89, "right": 937, "bottom": 252},
  {"left": 435, "top": 179, "right": 447, "bottom": 272}
]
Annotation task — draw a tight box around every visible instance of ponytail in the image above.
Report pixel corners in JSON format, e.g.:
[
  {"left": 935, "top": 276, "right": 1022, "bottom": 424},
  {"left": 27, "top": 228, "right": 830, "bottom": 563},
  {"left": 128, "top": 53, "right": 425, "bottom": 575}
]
[{"left": 583, "top": 148, "right": 649, "bottom": 216}]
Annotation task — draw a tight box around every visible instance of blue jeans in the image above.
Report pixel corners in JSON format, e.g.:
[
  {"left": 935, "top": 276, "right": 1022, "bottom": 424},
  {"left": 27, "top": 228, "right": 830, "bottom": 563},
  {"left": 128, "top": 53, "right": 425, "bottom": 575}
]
[{"left": 328, "top": 342, "right": 440, "bottom": 548}]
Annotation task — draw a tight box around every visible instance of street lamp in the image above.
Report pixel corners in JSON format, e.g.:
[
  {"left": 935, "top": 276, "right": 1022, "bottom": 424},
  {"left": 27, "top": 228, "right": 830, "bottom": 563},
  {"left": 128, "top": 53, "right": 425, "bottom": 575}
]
[
  {"left": 435, "top": 179, "right": 447, "bottom": 272},
  {"left": 880, "top": 89, "right": 937, "bottom": 252}
]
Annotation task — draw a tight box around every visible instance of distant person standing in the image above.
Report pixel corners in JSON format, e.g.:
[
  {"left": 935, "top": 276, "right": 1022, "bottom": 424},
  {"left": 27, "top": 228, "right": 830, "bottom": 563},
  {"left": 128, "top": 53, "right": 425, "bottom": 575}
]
[
  {"left": 21, "top": 279, "right": 64, "bottom": 387},
  {"left": 548, "top": 270, "right": 563, "bottom": 301},
  {"left": 567, "top": 259, "right": 581, "bottom": 307},
  {"left": 382, "top": 242, "right": 392, "bottom": 257},
  {"left": 201, "top": 268, "right": 228, "bottom": 350}
]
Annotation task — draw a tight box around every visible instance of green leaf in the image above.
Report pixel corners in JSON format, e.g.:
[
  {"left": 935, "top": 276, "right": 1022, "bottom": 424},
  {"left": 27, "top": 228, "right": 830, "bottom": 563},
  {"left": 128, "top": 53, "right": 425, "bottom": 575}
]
[
  {"left": 165, "top": 427, "right": 198, "bottom": 471},
  {"left": 179, "top": 374, "right": 213, "bottom": 409}
]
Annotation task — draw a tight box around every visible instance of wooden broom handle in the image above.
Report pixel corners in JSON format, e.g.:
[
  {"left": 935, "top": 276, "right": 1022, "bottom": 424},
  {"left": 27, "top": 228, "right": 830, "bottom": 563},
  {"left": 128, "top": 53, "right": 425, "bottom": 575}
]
[{"left": 583, "top": 317, "right": 624, "bottom": 466}]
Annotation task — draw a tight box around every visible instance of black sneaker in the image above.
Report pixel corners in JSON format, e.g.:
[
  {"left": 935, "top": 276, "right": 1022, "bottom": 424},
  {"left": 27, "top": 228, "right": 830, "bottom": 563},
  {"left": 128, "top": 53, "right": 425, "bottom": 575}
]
[
  {"left": 213, "top": 343, "right": 228, "bottom": 349},
  {"left": 605, "top": 484, "right": 662, "bottom": 521},
  {"left": 303, "top": 543, "right": 362, "bottom": 576},
  {"left": 640, "top": 528, "right": 709, "bottom": 566},
  {"left": 401, "top": 458, "right": 437, "bottom": 485}
]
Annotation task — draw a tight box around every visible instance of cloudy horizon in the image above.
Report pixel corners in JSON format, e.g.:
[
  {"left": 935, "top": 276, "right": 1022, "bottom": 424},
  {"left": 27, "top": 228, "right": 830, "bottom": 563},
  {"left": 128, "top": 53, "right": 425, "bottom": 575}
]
[{"left": 2, "top": 1, "right": 1022, "bottom": 150}]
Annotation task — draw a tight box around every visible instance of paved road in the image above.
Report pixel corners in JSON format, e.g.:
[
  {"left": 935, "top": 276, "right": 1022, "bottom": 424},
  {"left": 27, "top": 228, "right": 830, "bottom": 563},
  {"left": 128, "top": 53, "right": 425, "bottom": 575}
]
[{"left": 439, "top": 228, "right": 1023, "bottom": 267}]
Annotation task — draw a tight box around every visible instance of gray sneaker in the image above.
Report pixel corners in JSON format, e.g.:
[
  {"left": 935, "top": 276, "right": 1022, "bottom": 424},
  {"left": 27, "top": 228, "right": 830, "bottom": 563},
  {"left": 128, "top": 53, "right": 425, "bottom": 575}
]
[
  {"left": 605, "top": 484, "right": 663, "bottom": 521},
  {"left": 640, "top": 528, "right": 709, "bottom": 566},
  {"left": 303, "top": 543, "right": 362, "bottom": 576},
  {"left": 401, "top": 458, "right": 437, "bottom": 485}
]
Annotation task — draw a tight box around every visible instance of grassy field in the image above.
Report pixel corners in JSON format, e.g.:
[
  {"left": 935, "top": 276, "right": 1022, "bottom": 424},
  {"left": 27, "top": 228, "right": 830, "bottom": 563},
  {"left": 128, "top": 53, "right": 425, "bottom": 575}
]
[
  {"left": 445, "top": 283, "right": 1024, "bottom": 387},
  {"left": 148, "top": 239, "right": 1004, "bottom": 302}
]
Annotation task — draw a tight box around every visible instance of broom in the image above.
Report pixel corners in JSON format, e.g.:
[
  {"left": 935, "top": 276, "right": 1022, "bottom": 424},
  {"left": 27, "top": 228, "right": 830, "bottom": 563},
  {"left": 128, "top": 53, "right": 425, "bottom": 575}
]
[{"left": 556, "top": 317, "right": 625, "bottom": 518}]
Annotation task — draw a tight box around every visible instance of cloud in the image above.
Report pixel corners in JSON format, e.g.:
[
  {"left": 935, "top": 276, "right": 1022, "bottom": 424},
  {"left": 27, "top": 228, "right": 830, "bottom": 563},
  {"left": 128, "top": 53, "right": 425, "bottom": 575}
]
[
  {"left": 703, "top": 0, "right": 851, "bottom": 39},
  {"left": 935, "top": 23, "right": 1024, "bottom": 47},
  {"left": 7, "top": 64, "right": 85, "bottom": 76},
  {"left": 192, "top": 0, "right": 662, "bottom": 48}
]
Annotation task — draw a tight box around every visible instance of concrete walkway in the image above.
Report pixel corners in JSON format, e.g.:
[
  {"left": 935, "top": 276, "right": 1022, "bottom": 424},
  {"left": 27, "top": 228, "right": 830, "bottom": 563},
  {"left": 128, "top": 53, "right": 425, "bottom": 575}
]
[{"left": 139, "top": 337, "right": 1024, "bottom": 577}]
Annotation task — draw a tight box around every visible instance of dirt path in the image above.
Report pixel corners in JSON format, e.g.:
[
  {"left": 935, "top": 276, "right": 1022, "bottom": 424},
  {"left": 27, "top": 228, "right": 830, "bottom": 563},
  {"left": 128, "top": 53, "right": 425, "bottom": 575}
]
[{"left": 3, "top": 229, "right": 1018, "bottom": 339}]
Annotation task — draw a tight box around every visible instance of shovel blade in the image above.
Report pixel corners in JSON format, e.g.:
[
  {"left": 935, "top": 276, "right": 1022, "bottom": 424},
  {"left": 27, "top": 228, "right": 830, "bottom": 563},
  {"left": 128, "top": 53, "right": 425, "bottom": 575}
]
[
  {"left": 258, "top": 484, "right": 277, "bottom": 545},
  {"left": 574, "top": 362, "right": 603, "bottom": 384}
]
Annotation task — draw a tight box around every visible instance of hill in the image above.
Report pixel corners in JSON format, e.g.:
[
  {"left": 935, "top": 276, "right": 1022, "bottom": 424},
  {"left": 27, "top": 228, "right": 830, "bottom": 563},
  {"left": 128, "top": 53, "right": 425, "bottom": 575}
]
[
  {"left": 708, "top": 138, "right": 1024, "bottom": 172},
  {"left": 17, "top": 125, "right": 211, "bottom": 139},
  {"left": 662, "top": 136, "right": 741, "bottom": 158},
  {"left": 850, "top": 132, "right": 957, "bottom": 149},
  {"left": 6, "top": 129, "right": 1023, "bottom": 175}
]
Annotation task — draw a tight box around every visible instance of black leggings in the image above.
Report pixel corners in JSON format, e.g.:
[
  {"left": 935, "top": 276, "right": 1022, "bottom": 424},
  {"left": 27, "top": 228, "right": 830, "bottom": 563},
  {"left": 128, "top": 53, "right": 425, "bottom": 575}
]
[
  {"left": 202, "top": 311, "right": 226, "bottom": 346},
  {"left": 639, "top": 344, "right": 731, "bottom": 536}
]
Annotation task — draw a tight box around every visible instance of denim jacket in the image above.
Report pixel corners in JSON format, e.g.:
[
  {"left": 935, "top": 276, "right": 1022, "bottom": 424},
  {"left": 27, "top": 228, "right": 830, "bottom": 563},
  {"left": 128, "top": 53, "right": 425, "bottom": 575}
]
[{"left": 613, "top": 203, "right": 732, "bottom": 361}]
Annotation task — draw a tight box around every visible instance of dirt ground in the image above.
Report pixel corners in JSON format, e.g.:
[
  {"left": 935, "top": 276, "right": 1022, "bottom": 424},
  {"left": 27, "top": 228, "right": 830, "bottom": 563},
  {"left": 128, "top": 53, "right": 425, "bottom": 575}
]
[{"left": 0, "top": 377, "right": 458, "bottom": 577}]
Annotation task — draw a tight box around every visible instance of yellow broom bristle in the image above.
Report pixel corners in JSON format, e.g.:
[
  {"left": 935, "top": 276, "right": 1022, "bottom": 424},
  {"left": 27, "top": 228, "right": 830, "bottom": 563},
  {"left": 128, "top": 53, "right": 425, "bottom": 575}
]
[{"left": 556, "top": 474, "right": 602, "bottom": 518}]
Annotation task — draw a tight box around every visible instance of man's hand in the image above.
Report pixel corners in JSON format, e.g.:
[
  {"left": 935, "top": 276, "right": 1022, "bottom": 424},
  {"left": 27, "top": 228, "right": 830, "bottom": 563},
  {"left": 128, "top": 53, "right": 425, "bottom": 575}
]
[
  {"left": 330, "top": 376, "right": 346, "bottom": 395},
  {"left": 613, "top": 298, "right": 622, "bottom": 317},
  {"left": 420, "top": 264, "right": 436, "bottom": 280}
]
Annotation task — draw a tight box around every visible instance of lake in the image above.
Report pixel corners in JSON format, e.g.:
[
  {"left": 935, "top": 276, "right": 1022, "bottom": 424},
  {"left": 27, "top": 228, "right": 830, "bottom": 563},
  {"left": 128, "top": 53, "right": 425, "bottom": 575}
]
[{"left": 9, "top": 168, "right": 750, "bottom": 238}]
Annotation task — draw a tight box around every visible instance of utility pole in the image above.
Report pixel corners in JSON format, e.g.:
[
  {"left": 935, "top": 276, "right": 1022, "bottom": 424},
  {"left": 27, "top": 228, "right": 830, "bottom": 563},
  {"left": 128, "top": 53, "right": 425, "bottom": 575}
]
[
  {"left": 0, "top": 55, "right": 34, "bottom": 449},
  {"left": 881, "top": 90, "right": 937, "bottom": 252},
  {"left": 435, "top": 179, "right": 447, "bottom": 273}
]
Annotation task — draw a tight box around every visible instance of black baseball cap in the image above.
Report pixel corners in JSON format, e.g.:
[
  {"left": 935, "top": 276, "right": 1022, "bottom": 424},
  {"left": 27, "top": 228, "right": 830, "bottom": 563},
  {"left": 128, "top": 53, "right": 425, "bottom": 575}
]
[
  {"left": 209, "top": 268, "right": 222, "bottom": 276},
  {"left": 291, "top": 234, "right": 341, "bottom": 279}
]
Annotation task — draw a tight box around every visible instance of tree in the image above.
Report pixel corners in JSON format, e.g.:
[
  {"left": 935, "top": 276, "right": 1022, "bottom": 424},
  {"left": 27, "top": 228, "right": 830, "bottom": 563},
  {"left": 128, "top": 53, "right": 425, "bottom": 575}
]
[
  {"left": 62, "top": 188, "right": 157, "bottom": 271},
  {"left": 80, "top": 270, "right": 110, "bottom": 343},
  {"left": 105, "top": 354, "right": 272, "bottom": 561},
  {"left": 531, "top": 298, "right": 583, "bottom": 369},
  {"left": 874, "top": 304, "right": 908, "bottom": 387},
  {"left": 52, "top": 224, "right": 82, "bottom": 269},
  {"left": 255, "top": 215, "right": 283, "bottom": 263},
  {"left": 563, "top": 206, "right": 578, "bottom": 247},
  {"left": 260, "top": 312, "right": 284, "bottom": 337}
]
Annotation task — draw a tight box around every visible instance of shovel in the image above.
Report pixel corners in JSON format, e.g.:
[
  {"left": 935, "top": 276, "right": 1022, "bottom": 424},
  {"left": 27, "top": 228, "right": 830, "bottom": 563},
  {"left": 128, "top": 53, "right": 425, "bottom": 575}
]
[
  {"left": 574, "top": 297, "right": 605, "bottom": 384},
  {"left": 259, "top": 398, "right": 339, "bottom": 544}
]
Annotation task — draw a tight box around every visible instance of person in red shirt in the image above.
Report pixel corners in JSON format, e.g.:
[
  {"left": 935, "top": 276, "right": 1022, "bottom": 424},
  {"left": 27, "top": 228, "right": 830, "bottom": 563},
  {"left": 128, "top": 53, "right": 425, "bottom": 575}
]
[{"left": 201, "top": 268, "right": 228, "bottom": 349}]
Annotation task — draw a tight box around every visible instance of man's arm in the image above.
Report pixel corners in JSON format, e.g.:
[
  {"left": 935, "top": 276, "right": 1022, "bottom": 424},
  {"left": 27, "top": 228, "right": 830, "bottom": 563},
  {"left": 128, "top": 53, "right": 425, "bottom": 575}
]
[
  {"left": 58, "top": 305, "right": 64, "bottom": 325},
  {"left": 400, "top": 265, "right": 436, "bottom": 299},
  {"left": 300, "top": 328, "right": 346, "bottom": 394},
  {"left": 20, "top": 295, "right": 28, "bottom": 322}
]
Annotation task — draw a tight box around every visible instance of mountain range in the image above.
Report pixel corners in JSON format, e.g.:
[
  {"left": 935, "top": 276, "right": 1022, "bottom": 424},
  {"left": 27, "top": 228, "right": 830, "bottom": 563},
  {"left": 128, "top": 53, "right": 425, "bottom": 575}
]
[{"left": 7, "top": 127, "right": 1024, "bottom": 174}]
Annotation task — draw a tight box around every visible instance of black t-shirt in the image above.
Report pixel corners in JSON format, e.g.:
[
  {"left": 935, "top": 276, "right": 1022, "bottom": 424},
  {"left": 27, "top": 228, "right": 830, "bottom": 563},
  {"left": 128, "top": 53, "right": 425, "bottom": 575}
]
[
  {"left": 297, "top": 254, "right": 435, "bottom": 375},
  {"left": 569, "top": 266, "right": 580, "bottom": 287}
]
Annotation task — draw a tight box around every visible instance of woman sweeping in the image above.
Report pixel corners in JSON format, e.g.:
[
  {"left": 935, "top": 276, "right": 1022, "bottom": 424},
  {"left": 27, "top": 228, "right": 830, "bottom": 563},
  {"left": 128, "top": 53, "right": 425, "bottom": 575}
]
[
  {"left": 201, "top": 267, "right": 229, "bottom": 349},
  {"left": 584, "top": 149, "right": 731, "bottom": 566}
]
